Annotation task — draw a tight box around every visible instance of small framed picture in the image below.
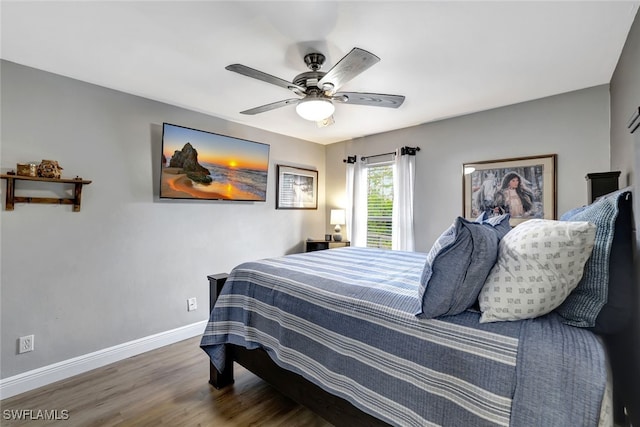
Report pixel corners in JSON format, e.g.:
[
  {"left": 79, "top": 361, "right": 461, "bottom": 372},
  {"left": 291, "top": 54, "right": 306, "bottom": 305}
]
[
  {"left": 324, "top": 234, "right": 332, "bottom": 241},
  {"left": 463, "top": 154, "right": 557, "bottom": 227},
  {"left": 276, "top": 165, "right": 318, "bottom": 209}
]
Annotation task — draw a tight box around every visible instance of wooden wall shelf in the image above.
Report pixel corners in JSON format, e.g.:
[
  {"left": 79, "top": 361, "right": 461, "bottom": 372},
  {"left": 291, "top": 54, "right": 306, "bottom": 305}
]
[{"left": 0, "top": 174, "right": 92, "bottom": 212}]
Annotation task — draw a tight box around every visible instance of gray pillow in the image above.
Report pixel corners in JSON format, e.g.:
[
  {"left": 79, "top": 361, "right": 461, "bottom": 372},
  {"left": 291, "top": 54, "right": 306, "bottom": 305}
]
[
  {"left": 557, "top": 189, "right": 631, "bottom": 329},
  {"left": 417, "top": 214, "right": 510, "bottom": 318}
]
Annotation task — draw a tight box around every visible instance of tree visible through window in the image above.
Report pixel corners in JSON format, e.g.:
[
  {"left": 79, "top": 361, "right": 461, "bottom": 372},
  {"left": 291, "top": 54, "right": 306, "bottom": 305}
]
[{"left": 366, "top": 163, "right": 394, "bottom": 249}]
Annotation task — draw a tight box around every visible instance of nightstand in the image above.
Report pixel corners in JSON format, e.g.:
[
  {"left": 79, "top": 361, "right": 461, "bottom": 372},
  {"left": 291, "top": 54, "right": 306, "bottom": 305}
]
[{"left": 305, "top": 240, "right": 351, "bottom": 252}]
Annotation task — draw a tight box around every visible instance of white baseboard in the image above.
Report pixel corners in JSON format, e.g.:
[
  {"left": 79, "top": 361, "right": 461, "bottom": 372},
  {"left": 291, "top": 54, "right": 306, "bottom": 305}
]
[{"left": 0, "top": 320, "right": 208, "bottom": 400}]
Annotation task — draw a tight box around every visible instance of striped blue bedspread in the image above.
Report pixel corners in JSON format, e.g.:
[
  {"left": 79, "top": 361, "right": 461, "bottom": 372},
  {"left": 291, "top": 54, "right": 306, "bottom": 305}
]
[{"left": 200, "top": 247, "right": 607, "bottom": 426}]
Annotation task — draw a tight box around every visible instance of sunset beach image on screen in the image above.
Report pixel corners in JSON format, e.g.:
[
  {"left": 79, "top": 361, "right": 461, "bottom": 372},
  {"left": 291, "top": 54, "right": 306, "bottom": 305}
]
[{"left": 160, "top": 123, "right": 270, "bottom": 201}]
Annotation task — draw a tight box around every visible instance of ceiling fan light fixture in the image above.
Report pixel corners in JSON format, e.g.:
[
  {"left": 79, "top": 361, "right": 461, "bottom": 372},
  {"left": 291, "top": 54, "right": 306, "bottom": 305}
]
[{"left": 296, "top": 98, "right": 335, "bottom": 121}]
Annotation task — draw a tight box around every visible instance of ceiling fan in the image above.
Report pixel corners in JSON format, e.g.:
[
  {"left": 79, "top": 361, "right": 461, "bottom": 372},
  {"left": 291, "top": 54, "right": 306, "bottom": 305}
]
[{"left": 226, "top": 47, "right": 405, "bottom": 127}]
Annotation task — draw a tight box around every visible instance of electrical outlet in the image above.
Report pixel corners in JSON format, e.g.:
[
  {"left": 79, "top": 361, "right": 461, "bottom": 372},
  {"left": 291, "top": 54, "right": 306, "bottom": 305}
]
[
  {"left": 19, "top": 335, "right": 34, "bottom": 354},
  {"left": 187, "top": 297, "right": 197, "bottom": 312}
]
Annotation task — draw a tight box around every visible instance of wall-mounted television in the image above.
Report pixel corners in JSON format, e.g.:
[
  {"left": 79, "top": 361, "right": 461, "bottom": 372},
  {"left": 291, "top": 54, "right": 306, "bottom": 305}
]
[{"left": 160, "top": 123, "right": 270, "bottom": 201}]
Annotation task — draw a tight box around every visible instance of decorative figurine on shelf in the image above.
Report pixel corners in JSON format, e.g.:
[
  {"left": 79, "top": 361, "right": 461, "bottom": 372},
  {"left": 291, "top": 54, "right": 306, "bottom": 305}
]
[
  {"left": 37, "top": 160, "right": 63, "bottom": 179},
  {"left": 16, "top": 163, "right": 37, "bottom": 177}
]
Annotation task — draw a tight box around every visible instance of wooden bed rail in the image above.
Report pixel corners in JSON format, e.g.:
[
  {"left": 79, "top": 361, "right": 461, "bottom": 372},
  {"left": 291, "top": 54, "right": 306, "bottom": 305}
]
[{"left": 206, "top": 274, "right": 234, "bottom": 389}]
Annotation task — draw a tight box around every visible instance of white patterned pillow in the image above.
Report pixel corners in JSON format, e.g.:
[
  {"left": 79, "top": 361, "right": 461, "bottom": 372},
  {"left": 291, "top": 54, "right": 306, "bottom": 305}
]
[{"left": 478, "top": 219, "right": 596, "bottom": 323}]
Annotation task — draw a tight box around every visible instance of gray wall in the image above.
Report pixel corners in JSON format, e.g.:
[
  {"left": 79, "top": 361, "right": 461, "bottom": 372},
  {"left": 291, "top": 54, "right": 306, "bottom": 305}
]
[
  {"left": 610, "top": 6, "right": 639, "bottom": 263},
  {"left": 0, "top": 61, "right": 326, "bottom": 378},
  {"left": 611, "top": 7, "right": 640, "bottom": 190},
  {"left": 326, "top": 85, "right": 612, "bottom": 252}
]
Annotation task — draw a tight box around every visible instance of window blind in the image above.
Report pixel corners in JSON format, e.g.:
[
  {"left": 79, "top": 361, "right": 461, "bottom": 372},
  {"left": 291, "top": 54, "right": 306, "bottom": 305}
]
[{"left": 366, "top": 163, "right": 394, "bottom": 249}]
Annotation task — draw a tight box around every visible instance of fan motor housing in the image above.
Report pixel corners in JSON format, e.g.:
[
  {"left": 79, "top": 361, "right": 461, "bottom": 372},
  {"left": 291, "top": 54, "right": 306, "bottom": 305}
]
[
  {"left": 303, "top": 52, "right": 325, "bottom": 70},
  {"left": 293, "top": 71, "right": 326, "bottom": 89}
]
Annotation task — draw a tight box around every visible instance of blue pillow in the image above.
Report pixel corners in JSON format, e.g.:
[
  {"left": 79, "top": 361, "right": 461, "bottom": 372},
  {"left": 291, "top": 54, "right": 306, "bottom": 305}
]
[
  {"left": 417, "top": 214, "right": 510, "bottom": 318},
  {"left": 483, "top": 213, "right": 512, "bottom": 239},
  {"left": 556, "top": 189, "right": 629, "bottom": 328}
]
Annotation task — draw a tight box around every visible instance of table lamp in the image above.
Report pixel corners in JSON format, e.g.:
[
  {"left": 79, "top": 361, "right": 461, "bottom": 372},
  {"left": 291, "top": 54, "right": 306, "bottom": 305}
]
[{"left": 330, "top": 209, "right": 346, "bottom": 242}]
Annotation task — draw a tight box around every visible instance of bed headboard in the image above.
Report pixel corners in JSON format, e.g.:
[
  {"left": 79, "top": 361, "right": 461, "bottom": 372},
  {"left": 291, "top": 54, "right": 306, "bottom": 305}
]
[
  {"left": 556, "top": 187, "right": 636, "bottom": 425},
  {"left": 595, "top": 190, "right": 638, "bottom": 426}
]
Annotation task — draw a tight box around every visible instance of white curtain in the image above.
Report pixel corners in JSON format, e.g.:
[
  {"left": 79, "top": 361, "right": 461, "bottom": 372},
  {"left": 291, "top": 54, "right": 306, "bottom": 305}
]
[
  {"left": 392, "top": 149, "right": 415, "bottom": 251},
  {"left": 345, "top": 159, "right": 367, "bottom": 247}
]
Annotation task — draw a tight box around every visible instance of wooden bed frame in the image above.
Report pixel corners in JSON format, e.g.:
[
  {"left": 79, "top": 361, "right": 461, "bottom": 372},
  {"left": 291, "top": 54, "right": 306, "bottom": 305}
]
[{"left": 208, "top": 259, "right": 640, "bottom": 427}]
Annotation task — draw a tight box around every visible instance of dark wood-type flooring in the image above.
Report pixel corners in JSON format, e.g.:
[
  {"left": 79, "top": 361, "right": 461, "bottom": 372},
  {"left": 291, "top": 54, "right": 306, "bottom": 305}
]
[{"left": 1, "top": 337, "right": 332, "bottom": 426}]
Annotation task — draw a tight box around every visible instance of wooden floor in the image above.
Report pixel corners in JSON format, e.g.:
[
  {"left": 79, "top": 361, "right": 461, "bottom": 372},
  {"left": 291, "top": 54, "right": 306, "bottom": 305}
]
[{"left": 1, "top": 337, "right": 332, "bottom": 426}]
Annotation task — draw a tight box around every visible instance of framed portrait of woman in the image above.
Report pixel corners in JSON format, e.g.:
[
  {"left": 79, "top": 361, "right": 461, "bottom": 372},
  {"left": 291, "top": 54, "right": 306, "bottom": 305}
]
[{"left": 462, "top": 154, "right": 557, "bottom": 227}]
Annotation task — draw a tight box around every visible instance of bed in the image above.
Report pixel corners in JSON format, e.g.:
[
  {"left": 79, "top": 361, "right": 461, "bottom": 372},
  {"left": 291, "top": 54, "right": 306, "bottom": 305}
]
[{"left": 201, "top": 188, "right": 637, "bottom": 426}]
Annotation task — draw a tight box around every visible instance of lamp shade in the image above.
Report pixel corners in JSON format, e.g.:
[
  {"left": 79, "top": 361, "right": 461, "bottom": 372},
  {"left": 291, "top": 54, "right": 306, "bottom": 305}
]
[
  {"left": 330, "top": 209, "right": 346, "bottom": 225},
  {"left": 296, "top": 98, "right": 335, "bottom": 121}
]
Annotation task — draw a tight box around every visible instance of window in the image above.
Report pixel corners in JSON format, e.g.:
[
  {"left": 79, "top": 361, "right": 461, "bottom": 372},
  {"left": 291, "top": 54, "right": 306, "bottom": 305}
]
[
  {"left": 366, "top": 163, "right": 394, "bottom": 249},
  {"left": 346, "top": 148, "right": 415, "bottom": 251}
]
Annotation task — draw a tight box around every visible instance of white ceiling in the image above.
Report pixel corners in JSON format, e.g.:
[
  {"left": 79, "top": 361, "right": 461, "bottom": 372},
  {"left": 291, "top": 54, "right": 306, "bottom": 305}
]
[{"left": 1, "top": 1, "right": 638, "bottom": 145}]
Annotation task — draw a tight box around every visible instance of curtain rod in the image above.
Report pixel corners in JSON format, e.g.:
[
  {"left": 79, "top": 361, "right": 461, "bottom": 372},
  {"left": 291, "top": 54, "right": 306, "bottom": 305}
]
[
  {"left": 343, "top": 146, "right": 420, "bottom": 163},
  {"left": 361, "top": 151, "right": 396, "bottom": 161}
]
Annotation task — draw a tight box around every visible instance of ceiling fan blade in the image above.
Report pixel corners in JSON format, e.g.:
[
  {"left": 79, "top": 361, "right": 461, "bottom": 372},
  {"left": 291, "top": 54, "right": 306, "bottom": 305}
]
[
  {"left": 239, "top": 98, "right": 300, "bottom": 115},
  {"left": 226, "top": 64, "right": 306, "bottom": 94},
  {"left": 333, "top": 92, "right": 405, "bottom": 108},
  {"left": 317, "top": 48, "right": 380, "bottom": 94}
]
